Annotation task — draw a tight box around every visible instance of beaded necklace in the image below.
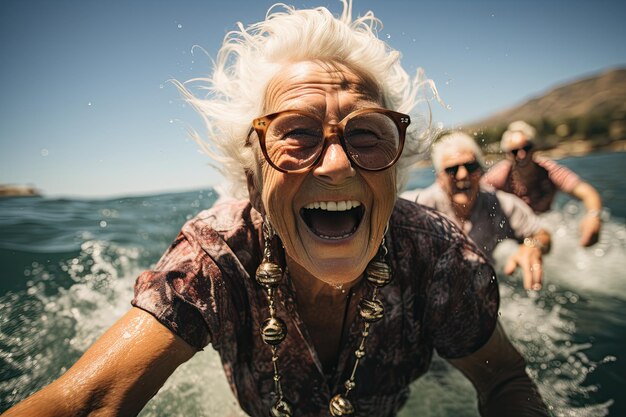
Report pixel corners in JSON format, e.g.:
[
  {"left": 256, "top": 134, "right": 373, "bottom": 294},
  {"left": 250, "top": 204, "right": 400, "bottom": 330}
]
[{"left": 255, "top": 222, "right": 392, "bottom": 416}]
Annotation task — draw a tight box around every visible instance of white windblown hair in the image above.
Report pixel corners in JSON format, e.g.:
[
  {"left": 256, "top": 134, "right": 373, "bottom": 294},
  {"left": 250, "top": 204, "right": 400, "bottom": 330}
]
[
  {"left": 174, "top": 0, "right": 439, "bottom": 197},
  {"left": 431, "top": 131, "right": 486, "bottom": 173},
  {"left": 501, "top": 120, "right": 537, "bottom": 151}
]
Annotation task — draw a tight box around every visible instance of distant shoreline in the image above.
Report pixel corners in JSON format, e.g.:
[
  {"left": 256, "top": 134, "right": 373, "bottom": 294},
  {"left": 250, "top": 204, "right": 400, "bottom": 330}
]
[
  {"left": 413, "top": 139, "right": 626, "bottom": 168},
  {"left": 0, "top": 185, "right": 41, "bottom": 198}
]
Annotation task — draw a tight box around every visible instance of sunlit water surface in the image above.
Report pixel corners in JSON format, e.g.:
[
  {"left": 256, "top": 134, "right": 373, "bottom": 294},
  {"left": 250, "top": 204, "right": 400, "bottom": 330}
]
[{"left": 1, "top": 152, "right": 624, "bottom": 416}]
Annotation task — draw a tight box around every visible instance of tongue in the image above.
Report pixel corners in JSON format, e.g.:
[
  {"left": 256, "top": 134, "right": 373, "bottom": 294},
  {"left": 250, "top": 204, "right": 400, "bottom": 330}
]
[{"left": 306, "top": 209, "right": 358, "bottom": 238}]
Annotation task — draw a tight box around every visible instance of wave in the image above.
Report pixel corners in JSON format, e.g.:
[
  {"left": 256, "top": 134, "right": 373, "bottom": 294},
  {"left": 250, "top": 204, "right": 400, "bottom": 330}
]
[{"left": 0, "top": 191, "right": 624, "bottom": 415}]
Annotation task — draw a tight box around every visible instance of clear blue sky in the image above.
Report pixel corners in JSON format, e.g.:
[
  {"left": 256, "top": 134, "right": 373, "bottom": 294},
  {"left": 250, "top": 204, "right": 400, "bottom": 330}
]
[{"left": 1, "top": 0, "right": 625, "bottom": 198}]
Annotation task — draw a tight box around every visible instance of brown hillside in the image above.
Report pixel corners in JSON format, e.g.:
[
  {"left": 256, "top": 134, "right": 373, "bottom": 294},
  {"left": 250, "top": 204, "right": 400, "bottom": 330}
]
[{"left": 466, "top": 67, "right": 626, "bottom": 131}]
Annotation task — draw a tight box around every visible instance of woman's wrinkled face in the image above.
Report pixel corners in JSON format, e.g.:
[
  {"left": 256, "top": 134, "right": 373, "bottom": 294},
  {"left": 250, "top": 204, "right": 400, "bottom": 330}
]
[{"left": 248, "top": 61, "right": 397, "bottom": 286}]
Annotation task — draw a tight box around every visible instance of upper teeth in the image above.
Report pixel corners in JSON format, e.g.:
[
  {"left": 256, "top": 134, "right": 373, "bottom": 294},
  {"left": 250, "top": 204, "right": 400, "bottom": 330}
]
[{"left": 303, "top": 200, "right": 361, "bottom": 211}]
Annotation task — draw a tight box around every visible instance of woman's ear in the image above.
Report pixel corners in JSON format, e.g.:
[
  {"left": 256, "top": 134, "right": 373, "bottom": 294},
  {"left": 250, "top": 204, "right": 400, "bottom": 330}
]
[{"left": 245, "top": 169, "right": 265, "bottom": 216}]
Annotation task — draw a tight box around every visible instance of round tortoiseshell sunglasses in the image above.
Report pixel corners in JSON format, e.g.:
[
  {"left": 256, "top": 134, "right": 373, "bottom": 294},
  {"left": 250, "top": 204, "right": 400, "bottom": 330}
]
[{"left": 250, "top": 108, "right": 411, "bottom": 173}]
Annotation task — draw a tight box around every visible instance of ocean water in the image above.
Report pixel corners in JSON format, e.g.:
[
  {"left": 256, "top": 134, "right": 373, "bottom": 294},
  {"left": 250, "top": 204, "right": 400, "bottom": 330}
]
[{"left": 1, "top": 152, "right": 625, "bottom": 416}]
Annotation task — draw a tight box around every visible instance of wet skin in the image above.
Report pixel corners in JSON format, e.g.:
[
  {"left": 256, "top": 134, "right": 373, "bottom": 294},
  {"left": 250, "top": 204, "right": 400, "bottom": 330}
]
[{"left": 247, "top": 60, "right": 397, "bottom": 289}]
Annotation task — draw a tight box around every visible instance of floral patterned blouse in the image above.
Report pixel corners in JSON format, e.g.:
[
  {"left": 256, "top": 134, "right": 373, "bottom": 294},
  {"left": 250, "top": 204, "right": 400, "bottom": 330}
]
[{"left": 132, "top": 198, "right": 499, "bottom": 417}]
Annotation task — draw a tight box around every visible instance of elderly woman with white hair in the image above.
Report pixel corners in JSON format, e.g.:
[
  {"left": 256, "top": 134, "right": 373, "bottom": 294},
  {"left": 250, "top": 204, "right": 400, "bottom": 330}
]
[
  {"left": 482, "top": 120, "right": 603, "bottom": 247},
  {"left": 411, "top": 131, "right": 552, "bottom": 292},
  {"left": 5, "top": 3, "right": 548, "bottom": 417}
]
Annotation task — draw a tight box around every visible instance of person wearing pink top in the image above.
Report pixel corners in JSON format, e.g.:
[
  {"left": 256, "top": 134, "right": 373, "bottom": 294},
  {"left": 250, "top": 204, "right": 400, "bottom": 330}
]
[
  {"left": 411, "top": 132, "right": 551, "bottom": 291},
  {"left": 482, "top": 121, "right": 603, "bottom": 247}
]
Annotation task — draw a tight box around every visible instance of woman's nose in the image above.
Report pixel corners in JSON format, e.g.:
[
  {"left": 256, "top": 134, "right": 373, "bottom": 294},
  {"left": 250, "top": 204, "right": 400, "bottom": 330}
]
[{"left": 311, "top": 138, "right": 356, "bottom": 184}]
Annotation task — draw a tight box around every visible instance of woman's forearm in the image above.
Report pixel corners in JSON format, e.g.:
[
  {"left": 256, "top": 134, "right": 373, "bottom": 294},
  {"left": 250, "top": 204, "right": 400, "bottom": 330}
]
[
  {"left": 448, "top": 322, "right": 550, "bottom": 417},
  {"left": 3, "top": 308, "right": 196, "bottom": 417}
]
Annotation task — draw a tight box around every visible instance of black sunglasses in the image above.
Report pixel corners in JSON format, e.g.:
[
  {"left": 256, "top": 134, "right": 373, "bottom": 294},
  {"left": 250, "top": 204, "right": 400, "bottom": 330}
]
[
  {"left": 444, "top": 161, "right": 481, "bottom": 176},
  {"left": 509, "top": 144, "right": 533, "bottom": 156}
]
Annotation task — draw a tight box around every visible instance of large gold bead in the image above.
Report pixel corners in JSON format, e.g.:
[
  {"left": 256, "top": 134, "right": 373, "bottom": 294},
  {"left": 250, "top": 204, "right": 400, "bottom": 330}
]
[
  {"left": 261, "top": 317, "right": 287, "bottom": 345},
  {"left": 256, "top": 261, "right": 283, "bottom": 287},
  {"left": 270, "top": 399, "right": 293, "bottom": 416},
  {"left": 359, "top": 298, "right": 384, "bottom": 322},
  {"left": 329, "top": 393, "right": 355, "bottom": 416},
  {"left": 365, "top": 260, "right": 392, "bottom": 287}
]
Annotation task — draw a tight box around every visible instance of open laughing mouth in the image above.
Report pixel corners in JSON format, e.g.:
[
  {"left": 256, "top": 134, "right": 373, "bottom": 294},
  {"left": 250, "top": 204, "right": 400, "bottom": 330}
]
[{"left": 300, "top": 200, "right": 365, "bottom": 240}]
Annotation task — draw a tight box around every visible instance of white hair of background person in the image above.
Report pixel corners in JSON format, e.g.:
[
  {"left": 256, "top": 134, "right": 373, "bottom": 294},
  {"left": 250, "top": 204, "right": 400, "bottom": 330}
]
[
  {"left": 501, "top": 120, "right": 537, "bottom": 151},
  {"left": 173, "top": 0, "right": 440, "bottom": 198},
  {"left": 431, "top": 131, "right": 486, "bottom": 173}
]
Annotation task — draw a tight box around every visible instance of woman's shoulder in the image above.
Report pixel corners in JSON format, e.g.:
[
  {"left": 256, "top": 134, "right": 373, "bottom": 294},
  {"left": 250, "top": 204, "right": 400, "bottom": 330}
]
[
  {"left": 391, "top": 198, "right": 489, "bottom": 268},
  {"left": 391, "top": 198, "right": 467, "bottom": 246},
  {"left": 181, "top": 199, "right": 262, "bottom": 243}
]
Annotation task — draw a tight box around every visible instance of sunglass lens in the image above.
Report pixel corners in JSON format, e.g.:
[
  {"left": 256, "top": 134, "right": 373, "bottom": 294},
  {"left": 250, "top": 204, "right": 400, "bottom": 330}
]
[
  {"left": 344, "top": 112, "right": 400, "bottom": 170},
  {"left": 445, "top": 162, "right": 480, "bottom": 176},
  {"left": 264, "top": 113, "right": 324, "bottom": 171},
  {"left": 511, "top": 144, "right": 533, "bottom": 156},
  {"left": 466, "top": 162, "right": 480, "bottom": 173},
  {"left": 445, "top": 166, "right": 458, "bottom": 175}
]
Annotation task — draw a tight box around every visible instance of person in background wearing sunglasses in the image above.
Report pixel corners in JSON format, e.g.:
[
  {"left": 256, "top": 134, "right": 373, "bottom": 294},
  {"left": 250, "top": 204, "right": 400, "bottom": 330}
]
[
  {"left": 4, "top": 3, "right": 550, "bottom": 417},
  {"left": 482, "top": 120, "right": 602, "bottom": 247},
  {"left": 408, "top": 132, "right": 551, "bottom": 291}
]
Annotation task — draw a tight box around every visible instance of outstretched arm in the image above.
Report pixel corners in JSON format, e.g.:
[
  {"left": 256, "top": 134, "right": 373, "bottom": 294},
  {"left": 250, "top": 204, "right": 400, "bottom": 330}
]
[
  {"left": 447, "top": 322, "right": 549, "bottom": 417},
  {"left": 571, "top": 181, "right": 602, "bottom": 247},
  {"left": 3, "top": 307, "right": 196, "bottom": 417}
]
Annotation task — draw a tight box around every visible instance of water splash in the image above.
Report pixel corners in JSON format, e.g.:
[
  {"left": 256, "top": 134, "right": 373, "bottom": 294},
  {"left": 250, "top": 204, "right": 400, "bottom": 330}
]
[
  {"left": 0, "top": 236, "right": 244, "bottom": 414},
  {"left": 0, "top": 194, "right": 622, "bottom": 416}
]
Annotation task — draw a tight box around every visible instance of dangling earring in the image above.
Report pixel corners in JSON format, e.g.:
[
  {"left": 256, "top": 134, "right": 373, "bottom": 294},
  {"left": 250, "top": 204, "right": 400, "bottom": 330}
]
[
  {"left": 256, "top": 219, "right": 293, "bottom": 416},
  {"left": 329, "top": 230, "right": 393, "bottom": 416}
]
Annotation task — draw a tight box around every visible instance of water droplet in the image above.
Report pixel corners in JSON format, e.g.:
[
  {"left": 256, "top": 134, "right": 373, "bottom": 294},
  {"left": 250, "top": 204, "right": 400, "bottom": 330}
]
[
  {"left": 159, "top": 84, "right": 164, "bottom": 89},
  {"left": 386, "top": 34, "right": 391, "bottom": 39},
  {"left": 87, "top": 102, "right": 92, "bottom": 106},
  {"left": 99, "top": 220, "right": 107, "bottom": 228},
  {"left": 40, "top": 148, "right": 49, "bottom": 157},
  {"left": 177, "top": 23, "right": 182, "bottom": 29}
]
